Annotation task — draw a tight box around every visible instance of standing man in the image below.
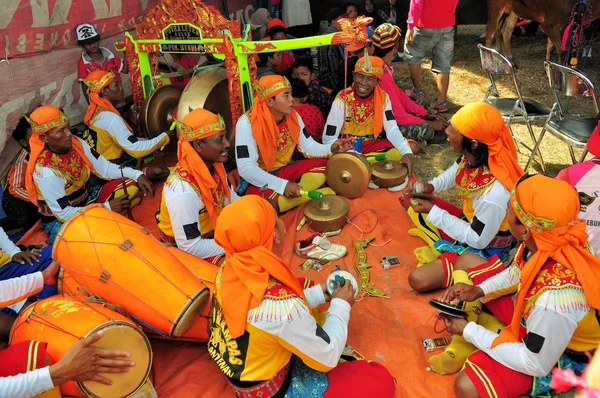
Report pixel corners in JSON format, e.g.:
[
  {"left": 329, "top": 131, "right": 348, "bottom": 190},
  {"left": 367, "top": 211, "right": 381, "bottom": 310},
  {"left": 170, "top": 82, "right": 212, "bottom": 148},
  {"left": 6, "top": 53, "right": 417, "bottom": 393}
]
[{"left": 404, "top": 0, "right": 459, "bottom": 112}]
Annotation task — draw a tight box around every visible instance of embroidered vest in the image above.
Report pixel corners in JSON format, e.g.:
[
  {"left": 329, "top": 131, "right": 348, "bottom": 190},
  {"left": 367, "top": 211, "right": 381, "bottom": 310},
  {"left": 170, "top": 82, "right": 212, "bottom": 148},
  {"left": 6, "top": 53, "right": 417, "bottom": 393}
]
[
  {"left": 157, "top": 165, "right": 227, "bottom": 239},
  {"left": 248, "top": 110, "right": 297, "bottom": 172},
  {"left": 35, "top": 148, "right": 91, "bottom": 217},
  {"left": 338, "top": 87, "right": 376, "bottom": 137},
  {"left": 454, "top": 156, "right": 510, "bottom": 232},
  {"left": 573, "top": 161, "right": 600, "bottom": 255},
  {"left": 88, "top": 109, "right": 127, "bottom": 161}
]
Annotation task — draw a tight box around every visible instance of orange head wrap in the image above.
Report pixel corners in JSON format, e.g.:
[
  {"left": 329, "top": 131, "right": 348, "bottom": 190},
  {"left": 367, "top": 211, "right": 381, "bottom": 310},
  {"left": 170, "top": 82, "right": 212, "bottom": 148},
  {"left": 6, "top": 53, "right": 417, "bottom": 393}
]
[
  {"left": 24, "top": 106, "right": 96, "bottom": 207},
  {"left": 83, "top": 70, "right": 130, "bottom": 130},
  {"left": 353, "top": 56, "right": 386, "bottom": 138},
  {"left": 214, "top": 195, "right": 306, "bottom": 338},
  {"left": 250, "top": 75, "right": 300, "bottom": 171},
  {"left": 451, "top": 102, "right": 524, "bottom": 191},
  {"left": 172, "top": 108, "right": 231, "bottom": 227},
  {"left": 492, "top": 174, "right": 600, "bottom": 347}
]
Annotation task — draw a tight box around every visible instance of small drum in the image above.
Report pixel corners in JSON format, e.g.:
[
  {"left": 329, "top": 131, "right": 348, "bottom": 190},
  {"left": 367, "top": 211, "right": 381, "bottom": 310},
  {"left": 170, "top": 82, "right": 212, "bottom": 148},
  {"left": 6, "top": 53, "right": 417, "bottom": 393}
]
[
  {"left": 10, "top": 296, "right": 152, "bottom": 397},
  {"left": 370, "top": 160, "right": 409, "bottom": 189},
  {"left": 53, "top": 204, "right": 211, "bottom": 338},
  {"left": 325, "top": 152, "right": 371, "bottom": 199}
]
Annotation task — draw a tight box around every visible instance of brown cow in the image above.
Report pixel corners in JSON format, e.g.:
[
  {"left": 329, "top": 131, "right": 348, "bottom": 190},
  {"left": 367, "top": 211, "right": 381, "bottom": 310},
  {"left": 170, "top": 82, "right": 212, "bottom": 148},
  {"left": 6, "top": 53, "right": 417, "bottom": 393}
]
[{"left": 486, "top": 0, "right": 600, "bottom": 63}]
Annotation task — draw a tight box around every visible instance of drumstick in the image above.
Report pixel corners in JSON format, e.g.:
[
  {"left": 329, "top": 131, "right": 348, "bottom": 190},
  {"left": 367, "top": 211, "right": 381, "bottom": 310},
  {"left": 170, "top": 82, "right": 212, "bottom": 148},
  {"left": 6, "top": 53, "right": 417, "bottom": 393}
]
[
  {"left": 366, "top": 153, "right": 388, "bottom": 162},
  {"left": 120, "top": 164, "right": 135, "bottom": 222},
  {"left": 300, "top": 190, "right": 323, "bottom": 200}
]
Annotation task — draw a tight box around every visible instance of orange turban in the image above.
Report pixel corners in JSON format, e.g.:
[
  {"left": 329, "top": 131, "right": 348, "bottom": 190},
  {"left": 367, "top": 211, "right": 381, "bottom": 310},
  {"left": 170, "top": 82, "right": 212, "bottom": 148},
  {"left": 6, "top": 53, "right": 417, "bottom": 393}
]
[
  {"left": 493, "top": 174, "right": 600, "bottom": 347},
  {"left": 214, "top": 195, "right": 306, "bottom": 339},
  {"left": 173, "top": 108, "right": 231, "bottom": 227},
  {"left": 353, "top": 56, "right": 385, "bottom": 138},
  {"left": 452, "top": 102, "right": 524, "bottom": 191},
  {"left": 250, "top": 75, "right": 300, "bottom": 171},
  {"left": 24, "top": 106, "right": 96, "bottom": 207},
  {"left": 83, "top": 70, "right": 130, "bottom": 131}
]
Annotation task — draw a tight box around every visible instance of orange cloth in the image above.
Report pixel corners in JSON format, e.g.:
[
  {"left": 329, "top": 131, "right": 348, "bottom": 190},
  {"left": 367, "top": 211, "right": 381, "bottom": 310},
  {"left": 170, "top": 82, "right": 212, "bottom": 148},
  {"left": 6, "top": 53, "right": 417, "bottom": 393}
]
[
  {"left": 24, "top": 106, "right": 96, "bottom": 207},
  {"left": 250, "top": 75, "right": 301, "bottom": 171},
  {"left": 176, "top": 109, "right": 231, "bottom": 228},
  {"left": 354, "top": 56, "right": 386, "bottom": 138},
  {"left": 451, "top": 102, "right": 523, "bottom": 191},
  {"left": 214, "top": 195, "right": 306, "bottom": 339},
  {"left": 493, "top": 175, "right": 600, "bottom": 347},
  {"left": 83, "top": 70, "right": 131, "bottom": 131}
]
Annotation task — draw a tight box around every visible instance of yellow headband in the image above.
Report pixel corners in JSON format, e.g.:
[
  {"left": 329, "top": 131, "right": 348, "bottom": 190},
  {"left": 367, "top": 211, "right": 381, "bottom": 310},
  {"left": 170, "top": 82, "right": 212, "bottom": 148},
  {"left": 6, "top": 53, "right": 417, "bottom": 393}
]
[
  {"left": 24, "top": 112, "right": 69, "bottom": 135},
  {"left": 83, "top": 71, "right": 116, "bottom": 92},
  {"left": 171, "top": 114, "right": 226, "bottom": 142}
]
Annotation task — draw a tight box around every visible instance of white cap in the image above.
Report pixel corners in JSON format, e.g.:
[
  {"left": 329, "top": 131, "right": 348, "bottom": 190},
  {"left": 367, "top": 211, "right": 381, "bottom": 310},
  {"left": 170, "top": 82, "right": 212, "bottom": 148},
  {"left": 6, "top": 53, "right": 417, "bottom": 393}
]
[{"left": 76, "top": 23, "right": 99, "bottom": 42}]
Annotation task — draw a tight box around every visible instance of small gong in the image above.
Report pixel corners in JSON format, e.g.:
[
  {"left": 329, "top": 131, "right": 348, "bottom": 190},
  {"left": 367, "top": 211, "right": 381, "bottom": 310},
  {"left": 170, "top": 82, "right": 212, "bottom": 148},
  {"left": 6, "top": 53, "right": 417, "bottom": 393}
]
[
  {"left": 325, "top": 153, "right": 371, "bottom": 199},
  {"left": 139, "top": 84, "right": 183, "bottom": 153},
  {"left": 370, "top": 160, "right": 409, "bottom": 188},
  {"left": 303, "top": 195, "right": 349, "bottom": 233}
]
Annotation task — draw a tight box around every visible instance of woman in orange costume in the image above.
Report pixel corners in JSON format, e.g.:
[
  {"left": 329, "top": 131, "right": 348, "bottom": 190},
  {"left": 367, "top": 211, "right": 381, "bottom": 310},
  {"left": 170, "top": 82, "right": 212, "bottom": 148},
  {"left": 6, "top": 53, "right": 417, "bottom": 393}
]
[{"left": 207, "top": 195, "right": 395, "bottom": 398}]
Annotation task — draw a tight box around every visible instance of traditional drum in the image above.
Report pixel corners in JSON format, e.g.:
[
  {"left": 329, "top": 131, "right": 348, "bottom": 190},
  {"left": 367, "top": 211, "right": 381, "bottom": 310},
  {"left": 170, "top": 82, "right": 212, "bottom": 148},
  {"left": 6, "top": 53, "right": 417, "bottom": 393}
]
[
  {"left": 325, "top": 152, "right": 371, "bottom": 198},
  {"left": 370, "top": 160, "right": 409, "bottom": 189},
  {"left": 58, "top": 267, "right": 89, "bottom": 301},
  {"left": 10, "top": 296, "right": 152, "bottom": 397},
  {"left": 303, "top": 195, "right": 350, "bottom": 233},
  {"left": 53, "top": 204, "right": 211, "bottom": 338}
]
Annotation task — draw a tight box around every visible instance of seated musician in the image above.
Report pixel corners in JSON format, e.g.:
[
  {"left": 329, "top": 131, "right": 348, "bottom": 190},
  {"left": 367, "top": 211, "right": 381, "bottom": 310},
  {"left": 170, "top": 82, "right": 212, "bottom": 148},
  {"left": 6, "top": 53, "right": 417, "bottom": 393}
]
[
  {"left": 0, "top": 226, "right": 55, "bottom": 315},
  {"left": 557, "top": 120, "right": 600, "bottom": 255},
  {"left": 0, "top": 261, "right": 135, "bottom": 398},
  {"left": 441, "top": 174, "right": 600, "bottom": 398},
  {"left": 157, "top": 108, "right": 237, "bottom": 265},
  {"left": 83, "top": 70, "right": 171, "bottom": 180},
  {"left": 25, "top": 106, "right": 153, "bottom": 244},
  {"left": 407, "top": 102, "right": 523, "bottom": 293},
  {"left": 208, "top": 195, "right": 395, "bottom": 398},
  {"left": 235, "top": 75, "right": 352, "bottom": 213},
  {"left": 321, "top": 55, "right": 414, "bottom": 191}
]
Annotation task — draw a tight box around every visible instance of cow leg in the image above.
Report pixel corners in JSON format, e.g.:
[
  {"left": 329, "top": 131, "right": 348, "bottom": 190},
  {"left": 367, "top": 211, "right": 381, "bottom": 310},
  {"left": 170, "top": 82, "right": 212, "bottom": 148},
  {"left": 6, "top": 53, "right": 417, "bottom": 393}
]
[
  {"left": 486, "top": 3, "right": 507, "bottom": 47},
  {"left": 543, "top": 24, "right": 565, "bottom": 63},
  {"left": 501, "top": 12, "right": 519, "bottom": 62}
]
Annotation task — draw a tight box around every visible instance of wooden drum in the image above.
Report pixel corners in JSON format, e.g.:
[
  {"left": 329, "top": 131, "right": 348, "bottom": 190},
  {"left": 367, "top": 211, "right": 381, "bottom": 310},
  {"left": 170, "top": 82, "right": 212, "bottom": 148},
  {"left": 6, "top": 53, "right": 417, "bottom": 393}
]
[
  {"left": 53, "top": 204, "right": 211, "bottom": 338},
  {"left": 10, "top": 296, "right": 152, "bottom": 397}
]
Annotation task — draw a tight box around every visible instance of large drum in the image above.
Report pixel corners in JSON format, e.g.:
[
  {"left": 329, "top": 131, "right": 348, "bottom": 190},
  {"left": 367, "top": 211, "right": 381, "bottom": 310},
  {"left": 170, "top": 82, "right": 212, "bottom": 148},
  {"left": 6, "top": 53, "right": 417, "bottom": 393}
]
[
  {"left": 53, "top": 204, "right": 211, "bottom": 338},
  {"left": 325, "top": 152, "right": 371, "bottom": 198},
  {"left": 10, "top": 296, "right": 152, "bottom": 397}
]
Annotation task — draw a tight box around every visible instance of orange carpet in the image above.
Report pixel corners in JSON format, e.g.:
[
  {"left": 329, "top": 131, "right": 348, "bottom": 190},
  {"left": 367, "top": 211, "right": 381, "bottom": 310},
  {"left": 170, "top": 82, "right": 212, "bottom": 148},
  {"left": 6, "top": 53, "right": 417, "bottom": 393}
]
[{"left": 17, "top": 185, "right": 457, "bottom": 397}]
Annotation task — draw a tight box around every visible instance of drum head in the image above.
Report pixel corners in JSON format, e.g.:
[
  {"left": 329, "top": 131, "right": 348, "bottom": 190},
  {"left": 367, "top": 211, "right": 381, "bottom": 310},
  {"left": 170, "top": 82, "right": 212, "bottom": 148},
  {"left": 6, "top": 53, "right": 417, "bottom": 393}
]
[
  {"left": 325, "top": 153, "right": 371, "bottom": 199},
  {"left": 429, "top": 299, "right": 468, "bottom": 319},
  {"left": 172, "top": 287, "right": 211, "bottom": 338},
  {"left": 79, "top": 321, "right": 152, "bottom": 397}
]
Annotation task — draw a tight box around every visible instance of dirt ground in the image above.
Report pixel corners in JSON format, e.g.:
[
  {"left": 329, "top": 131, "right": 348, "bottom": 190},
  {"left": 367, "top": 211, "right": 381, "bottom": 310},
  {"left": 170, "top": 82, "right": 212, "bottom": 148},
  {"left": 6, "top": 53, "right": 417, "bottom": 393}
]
[{"left": 393, "top": 24, "right": 600, "bottom": 206}]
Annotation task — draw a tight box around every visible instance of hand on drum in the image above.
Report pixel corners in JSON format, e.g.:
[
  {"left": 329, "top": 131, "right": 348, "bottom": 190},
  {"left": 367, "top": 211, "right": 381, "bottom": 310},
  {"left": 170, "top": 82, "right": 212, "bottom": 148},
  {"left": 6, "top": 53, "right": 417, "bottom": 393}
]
[
  {"left": 108, "top": 196, "right": 131, "bottom": 214},
  {"left": 136, "top": 175, "right": 154, "bottom": 197},
  {"left": 332, "top": 281, "right": 356, "bottom": 306},
  {"left": 400, "top": 153, "right": 414, "bottom": 176},
  {"left": 12, "top": 249, "right": 42, "bottom": 266},
  {"left": 49, "top": 331, "right": 135, "bottom": 387},
  {"left": 330, "top": 137, "right": 355, "bottom": 153},
  {"left": 283, "top": 182, "right": 302, "bottom": 198},
  {"left": 42, "top": 261, "right": 60, "bottom": 286}
]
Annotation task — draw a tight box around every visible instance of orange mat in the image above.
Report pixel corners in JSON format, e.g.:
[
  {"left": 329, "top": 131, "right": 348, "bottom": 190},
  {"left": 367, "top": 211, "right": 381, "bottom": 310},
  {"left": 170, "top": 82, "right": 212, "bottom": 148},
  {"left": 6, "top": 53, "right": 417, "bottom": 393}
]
[{"left": 18, "top": 186, "right": 457, "bottom": 397}]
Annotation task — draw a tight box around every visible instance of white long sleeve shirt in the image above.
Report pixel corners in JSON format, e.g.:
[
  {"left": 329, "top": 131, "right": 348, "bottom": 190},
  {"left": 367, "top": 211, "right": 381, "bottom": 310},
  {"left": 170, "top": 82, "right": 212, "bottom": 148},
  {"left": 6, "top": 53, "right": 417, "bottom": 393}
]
[
  {"left": 91, "top": 111, "right": 169, "bottom": 160},
  {"left": 463, "top": 261, "right": 590, "bottom": 377},
  {"left": 321, "top": 92, "right": 413, "bottom": 156},
  {"left": 426, "top": 160, "right": 511, "bottom": 250},
  {"left": 0, "top": 273, "right": 56, "bottom": 398},
  {"left": 33, "top": 138, "right": 143, "bottom": 222},
  {"left": 235, "top": 114, "right": 333, "bottom": 195},
  {"left": 0, "top": 227, "right": 22, "bottom": 266}
]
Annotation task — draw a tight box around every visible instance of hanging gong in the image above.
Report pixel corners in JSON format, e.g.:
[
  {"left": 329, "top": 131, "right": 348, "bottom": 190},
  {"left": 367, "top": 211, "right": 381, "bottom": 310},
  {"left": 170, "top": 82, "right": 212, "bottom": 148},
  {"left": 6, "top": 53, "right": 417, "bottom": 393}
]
[
  {"left": 370, "top": 160, "right": 409, "bottom": 188},
  {"left": 303, "top": 195, "right": 349, "bottom": 233},
  {"left": 325, "top": 152, "right": 371, "bottom": 199},
  {"left": 140, "top": 84, "right": 183, "bottom": 152},
  {"left": 176, "top": 66, "right": 235, "bottom": 162}
]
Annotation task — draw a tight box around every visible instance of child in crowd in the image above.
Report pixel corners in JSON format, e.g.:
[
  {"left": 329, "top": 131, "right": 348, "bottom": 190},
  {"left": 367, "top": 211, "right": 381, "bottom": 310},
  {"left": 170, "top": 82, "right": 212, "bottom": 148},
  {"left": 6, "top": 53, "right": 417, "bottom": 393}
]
[
  {"left": 257, "top": 51, "right": 283, "bottom": 78},
  {"left": 265, "top": 19, "right": 296, "bottom": 74},
  {"left": 292, "top": 58, "right": 333, "bottom": 118},
  {"left": 290, "top": 78, "right": 325, "bottom": 142}
]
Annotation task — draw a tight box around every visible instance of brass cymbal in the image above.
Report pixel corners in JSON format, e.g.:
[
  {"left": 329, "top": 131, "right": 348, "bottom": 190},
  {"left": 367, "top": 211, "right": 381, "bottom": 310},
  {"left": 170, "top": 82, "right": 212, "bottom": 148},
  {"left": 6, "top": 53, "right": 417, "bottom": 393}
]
[
  {"left": 304, "top": 195, "right": 349, "bottom": 233},
  {"left": 370, "top": 160, "right": 408, "bottom": 188},
  {"left": 140, "top": 84, "right": 183, "bottom": 142},
  {"left": 176, "top": 66, "right": 235, "bottom": 161},
  {"left": 325, "top": 152, "right": 371, "bottom": 199}
]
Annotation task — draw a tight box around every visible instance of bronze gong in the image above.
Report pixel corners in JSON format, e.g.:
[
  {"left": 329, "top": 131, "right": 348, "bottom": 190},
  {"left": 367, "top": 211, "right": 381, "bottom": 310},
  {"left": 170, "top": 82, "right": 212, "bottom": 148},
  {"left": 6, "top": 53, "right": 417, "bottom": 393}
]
[
  {"left": 325, "top": 152, "right": 371, "bottom": 199},
  {"left": 303, "top": 195, "right": 349, "bottom": 233},
  {"left": 370, "top": 160, "right": 408, "bottom": 188},
  {"left": 176, "top": 66, "right": 235, "bottom": 161},
  {"left": 140, "top": 84, "right": 183, "bottom": 152}
]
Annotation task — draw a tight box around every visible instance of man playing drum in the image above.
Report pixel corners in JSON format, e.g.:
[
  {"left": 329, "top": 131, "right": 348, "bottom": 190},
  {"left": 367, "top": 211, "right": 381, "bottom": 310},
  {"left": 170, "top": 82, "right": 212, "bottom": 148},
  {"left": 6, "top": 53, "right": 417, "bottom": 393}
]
[
  {"left": 157, "top": 108, "right": 237, "bottom": 265},
  {"left": 235, "top": 75, "right": 353, "bottom": 213},
  {"left": 0, "top": 261, "right": 136, "bottom": 398},
  {"left": 25, "top": 106, "right": 154, "bottom": 244},
  {"left": 83, "top": 70, "right": 171, "bottom": 180},
  {"left": 322, "top": 55, "right": 414, "bottom": 192}
]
